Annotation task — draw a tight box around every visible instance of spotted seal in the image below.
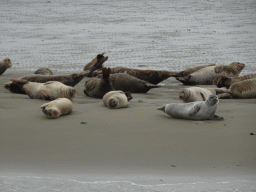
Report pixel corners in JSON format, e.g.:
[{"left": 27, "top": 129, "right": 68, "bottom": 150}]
[
  {"left": 34, "top": 68, "right": 53, "bottom": 75},
  {"left": 103, "top": 91, "right": 131, "bottom": 109},
  {"left": 0, "top": 58, "right": 12, "bottom": 75}
]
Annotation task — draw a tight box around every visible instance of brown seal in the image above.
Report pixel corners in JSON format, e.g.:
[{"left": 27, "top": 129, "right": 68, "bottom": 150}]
[
  {"left": 103, "top": 91, "right": 130, "bottom": 109},
  {"left": 9, "top": 79, "right": 76, "bottom": 100},
  {"left": 4, "top": 71, "right": 89, "bottom": 94},
  {"left": 41, "top": 98, "right": 73, "bottom": 118},
  {"left": 0, "top": 58, "right": 12, "bottom": 75},
  {"left": 176, "top": 62, "right": 245, "bottom": 85},
  {"left": 83, "top": 53, "right": 108, "bottom": 77},
  {"left": 179, "top": 64, "right": 216, "bottom": 77},
  {"left": 93, "top": 67, "right": 181, "bottom": 84},
  {"left": 179, "top": 87, "right": 228, "bottom": 103},
  {"left": 34, "top": 68, "right": 53, "bottom": 75},
  {"left": 219, "top": 78, "right": 256, "bottom": 99},
  {"left": 213, "top": 74, "right": 256, "bottom": 89}
]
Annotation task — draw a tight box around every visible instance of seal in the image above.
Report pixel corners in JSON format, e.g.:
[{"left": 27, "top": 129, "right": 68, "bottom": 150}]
[
  {"left": 4, "top": 71, "right": 89, "bottom": 94},
  {"left": 179, "top": 87, "right": 228, "bottom": 102},
  {"left": 0, "top": 58, "right": 12, "bottom": 75},
  {"left": 34, "top": 68, "right": 53, "bottom": 75},
  {"left": 157, "top": 95, "right": 223, "bottom": 120},
  {"left": 103, "top": 91, "right": 130, "bottom": 109},
  {"left": 41, "top": 98, "right": 73, "bottom": 118},
  {"left": 84, "top": 67, "right": 115, "bottom": 99},
  {"left": 213, "top": 74, "right": 256, "bottom": 89},
  {"left": 176, "top": 62, "right": 245, "bottom": 85},
  {"left": 219, "top": 78, "right": 256, "bottom": 99},
  {"left": 83, "top": 53, "right": 108, "bottom": 77},
  {"left": 179, "top": 64, "right": 216, "bottom": 77},
  {"left": 92, "top": 66, "right": 182, "bottom": 85},
  {"left": 9, "top": 79, "right": 76, "bottom": 100}
]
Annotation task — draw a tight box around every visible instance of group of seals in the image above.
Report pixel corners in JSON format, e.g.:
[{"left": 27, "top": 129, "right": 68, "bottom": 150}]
[{"left": 0, "top": 58, "right": 12, "bottom": 75}]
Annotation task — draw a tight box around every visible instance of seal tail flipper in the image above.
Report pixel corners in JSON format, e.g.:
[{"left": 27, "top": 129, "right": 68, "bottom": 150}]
[
  {"left": 157, "top": 105, "right": 165, "bottom": 112},
  {"left": 209, "top": 115, "right": 224, "bottom": 121},
  {"left": 124, "top": 92, "right": 133, "bottom": 101},
  {"left": 145, "top": 82, "right": 161, "bottom": 89},
  {"left": 214, "top": 87, "right": 228, "bottom": 94},
  {"left": 9, "top": 78, "right": 28, "bottom": 87},
  {"left": 219, "top": 93, "right": 233, "bottom": 99}
]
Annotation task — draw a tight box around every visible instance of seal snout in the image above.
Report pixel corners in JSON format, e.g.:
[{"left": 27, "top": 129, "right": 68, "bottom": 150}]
[{"left": 108, "top": 98, "right": 118, "bottom": 108}]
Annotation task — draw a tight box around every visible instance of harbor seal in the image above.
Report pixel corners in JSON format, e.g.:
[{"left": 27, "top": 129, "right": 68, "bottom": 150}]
[
  {"left": 176, "top": 62, "right": 245, "bottom": 85},
  {"left": 219, "top": 78, "right": 256, "bottom": 99},
  {"left": 41, "top": 98, "right": 73, "bottom": 118},
  {"left": 103, "top": 91, "right": 130, "bottom": 109},
  {"left": 179, "top": 87, "right": 228, "bottom": 103},
  {"left": 179, "top": 64, "right": 215, "bottom": 77},
  {"left": 4, "top": 71, "right": 89, "bottom": 94},
  {"left": 84, "top": 67, "right": 115, "bottom": 99},
  {"left": 83, "top": 53, "right": 108, "bottom": 77},
  {"left": 157, "top": 95, "right": 223, "bottom": 120},
  {"left": 213, "top": 74, "right": 256, "bottom": 89},
  {"left": 9, "top": 79, "right": 75, "bottom": 100},
  {"left": 92, "top": 66, "right": 182, "bottom": 85},
  {"left": 34, "top": 68, "right": 53, "bottom": 75},
  {"left": 0, "top": 58, "right": 12, "bottom": 75}
]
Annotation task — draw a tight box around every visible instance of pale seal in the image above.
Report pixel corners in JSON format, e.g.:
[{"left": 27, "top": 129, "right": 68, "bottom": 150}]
[
  {"left": 92, "top": 66, "right": 182, "bottom": 85},
  {"left": 83, "top": 53, "right": 108, "bottom": 77},
  {"left": 34, "top": 68, "right": 53, "bottom": 75},
  {"left": 41, "top": 98, "right": 73, "bottom": 118},
  {"left": 0, "top": 58, "right": 12, "bottom": 75},
  {"left": 219, "top": 78, "right": 256, "bottom": 99},
  {"left": 9, "top": 79, "right": 75, "bottom": 100},
  {"left": 176, "top": 62, "right": 245, "bottom": 85},
  {"left": 157, "top": 95, "right": 223, "bottom": 121},
  {"left": 103, "top": 91, "right": 130, "bottom": 109},
  {"left": 179, "top": 87, "right": 228, "bottom": 103},
  {"left": 213, "top": 74, "right": 256, "bottom": 89},
  {"left": 179, "top": 64, "right": 215, "bottom": 77}
]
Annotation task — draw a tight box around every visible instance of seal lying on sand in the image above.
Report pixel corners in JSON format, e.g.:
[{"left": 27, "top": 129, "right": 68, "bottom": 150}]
[
  {"left": 103, "top": 91, "right": 131, "bottom": 109},
  {"left": 5, "top": 71, "right": 89, "bottom": 94},
  {"left": 219, "top": 78, "right": 256, "bottom": 99},
  {"left": 97, "top": 73, "right": 161, "bottom": 93},
  {"left": 157, "top": 95, "right": 223, "bottom": 121},
  {"left": 213, "top": 74, "right": 256, "bottom": 89},
  {"left": 34, "top": 68, "right": 53, "bottom": 75},
  {"left": 9, "top": 79, "right": 75, "bottom": 100},
  {"left": 84, "top": 68, "right": 115, "bottom": 99},
  {"left": 0, "top": 58, "right": 12, "bottom": 75},
  {"left": 178, "top": 64, "right": 215, "bottom": 77},
  {"left": 41, "top": 98, "right": 73, "bottom": 118},
  {"left": 93, "top": 66, "right": 182, "bottom": 85},
  {"left": 176, "top": 62, "right": 245, "bottom": 85},
  {"left": 179, "top": 87, "right": 228, "bottom": 102},
  {"left": 83, "top": 53, "right": 108, "bottom": 77}
]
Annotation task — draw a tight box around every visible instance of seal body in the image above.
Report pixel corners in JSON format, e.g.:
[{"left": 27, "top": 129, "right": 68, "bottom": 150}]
[
  {"left": 9, "top": 79, "right": 75, "bottom": 100},
  {"left": 179, "top": 87, "right": 228, "bottom": 102},
  {"left": 83, "top": 53, "right": 108, "bottom": 77},
  {"left": 103, "top": 91, "right": 130, "bottom": 109},
  {"left": 179, "top": 64, "right": 215, "bottom": 77},
  {"left": 0, "top": 58, "right": 12, "bottom": 75},
  {"left": 176, "top": 62, "right": 245, "bottom": 85},
  {"left": 157, "top": 95, "right": 223, "bottom": 120},
  {"left": 41, "top": 98, "right": 73, "bottom": 118},
  {"left": 84, "top": 68, "right": 115, "bottom": 99},
  {"left": 34, "top": 68, "right": 53, "bottom": 75}
]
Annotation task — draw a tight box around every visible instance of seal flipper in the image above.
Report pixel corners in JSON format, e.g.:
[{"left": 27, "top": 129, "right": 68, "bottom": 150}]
[
  {"left": 124, "top": 92, "right": 133, "bottom": 101},
  {"left": 145, "top": 82, "right": 161, "bottom": 90},
  {"left": 188, "top": 104, "right": 201, "bottom": 116},
  {"left": 209, "top": 115, "right": 224, "bottom": 121},
  {"left": 200, "top": 92, "right": 206, "bottom": 101},
  {"left": 41, "top": 91, "right": 51, "bottom": 100}
]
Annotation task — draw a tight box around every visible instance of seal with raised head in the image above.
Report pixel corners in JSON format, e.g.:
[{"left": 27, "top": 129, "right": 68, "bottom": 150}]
[
  {"left": 5, "top": 71, "right": 89, "bottom": 94},
  {"left": 157, "top": 95, "right": 223, "bottom": 120},
  {"left": 34, "top": 68, "right": 53, "bottom": 75},
  {"left": 84, "top": 67, "right": 115, "bottom": 99},
  {"left": 9, "top": 79, "right": 76, "bottom": 100},
  {"left": 93, "top": 66, "right": 182, "bottom": 85},
  {"left": 0, "top": 58, "right": 12, "bottom": 75},
  {"left": 176, "top": 62, "right": 245, "bottom": 85},
  {"left": 213, "top": 74, "right": 256, "bottom": 89},
  {"left": 219, "top": 78, "right": 256, "bottom": 99},
  {"left": 83, "top": 53, "right": 108, "bottom": 77},
  {"left": 179, "top": 64, "right": 215, "bottom": 77},
  {"left": 179, "top": 87, "right": 228, "bottom": 103},
  {"left": 41, "top": 98, "right": 73, "bottom": 118},
  {"left": 103, "top": 91, "right": 131, "bottom": 109}
]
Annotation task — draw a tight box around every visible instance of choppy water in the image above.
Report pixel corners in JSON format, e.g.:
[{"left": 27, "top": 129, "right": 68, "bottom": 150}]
[{"left": 0, "top": 0, "right": 256, "bottom": 77}]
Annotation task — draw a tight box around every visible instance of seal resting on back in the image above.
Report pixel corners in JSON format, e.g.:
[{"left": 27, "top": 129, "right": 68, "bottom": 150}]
[
  {"left": 157, "top": 95, "right": 223, "bottom": 121},
  {"left": 213, "top": 74, "right": 256, "bottom": 89},
  {"left": 41, "top": 98, "right": 73, "bottom": 118},
  {"left": 219, "top": 78, "right": 256, "bottom": 99},
  {"left": 0, "top": 58, "right": 12, "bottom": 75},
  {"left": 103, "top": 91, "right": 131, "bottom": 109},
  {"left": 9, "top": 79, "right": 75, "bottom": 100},
  {"left": 93, "top": 67, "right": 182, "bottom": 85},
  {"left": 4, "top": 71, "right": 89, "bottom": 94},
  {"left": 83, "top": 53, "right": 108, "bottom": 77},
  {"left": 34, "top": 68, "right": 53, "bottom": 75},
  {"left": 176, "top": 62, "right": 245, "bottom": 85},
  {"left": 179, "top": 87, "right": 228, "bottom": 103}
]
